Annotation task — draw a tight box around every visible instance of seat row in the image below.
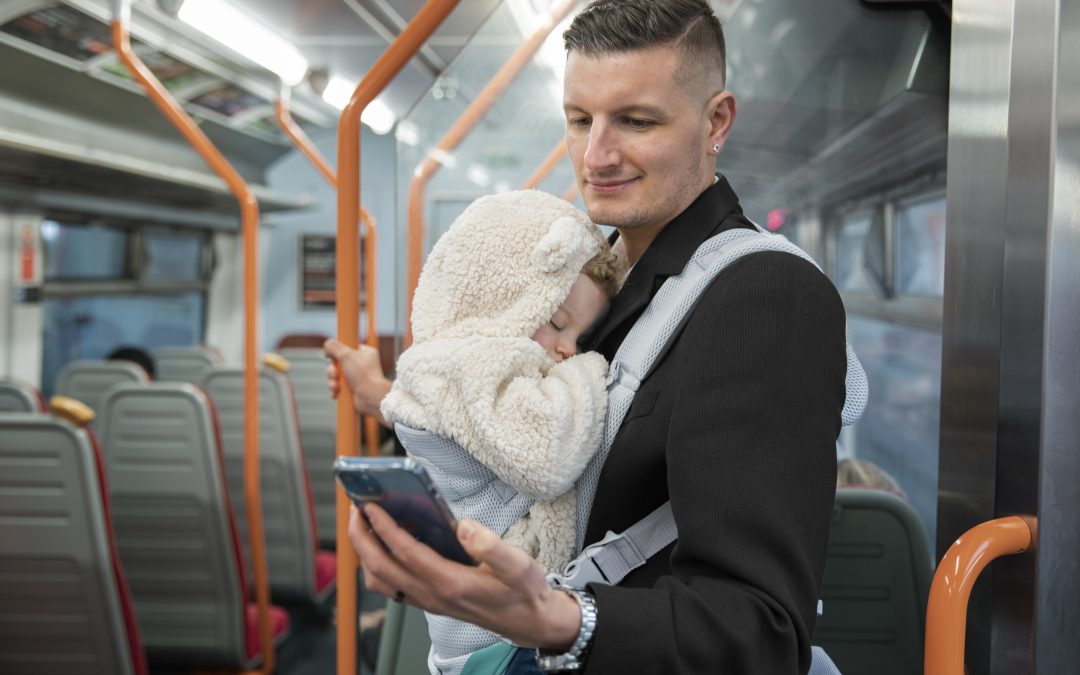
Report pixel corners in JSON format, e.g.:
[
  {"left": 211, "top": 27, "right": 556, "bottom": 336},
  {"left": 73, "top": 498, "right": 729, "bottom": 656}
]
[{"left": 0, "top": 350, "right": 337, "bottom": 673}]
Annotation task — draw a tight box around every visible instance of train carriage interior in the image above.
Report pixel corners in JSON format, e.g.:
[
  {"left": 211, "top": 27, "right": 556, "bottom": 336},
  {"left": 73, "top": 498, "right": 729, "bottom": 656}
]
[{"left": 1, "top": 0, "right": 1077, "bottom": 674}]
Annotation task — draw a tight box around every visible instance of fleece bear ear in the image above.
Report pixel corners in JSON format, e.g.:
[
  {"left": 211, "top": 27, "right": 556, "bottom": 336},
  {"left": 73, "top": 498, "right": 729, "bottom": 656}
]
[{"left": 533, "top": 216, "right": 596, "bottom": 273}]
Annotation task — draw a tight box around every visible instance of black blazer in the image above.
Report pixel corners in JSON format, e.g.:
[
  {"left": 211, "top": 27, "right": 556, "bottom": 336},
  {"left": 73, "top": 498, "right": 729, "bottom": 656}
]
[{"left": 578, "top": 178, "right": 846, "bottom": 674}]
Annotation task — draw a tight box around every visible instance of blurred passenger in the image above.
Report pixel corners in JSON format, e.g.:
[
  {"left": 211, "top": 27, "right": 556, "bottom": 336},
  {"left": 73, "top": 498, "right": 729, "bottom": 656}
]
[
  {"left": 837, "top": 457, "right": 906, "bottom": 498},
  {"left": 334, "top": 2, "right": 852, "bottom": 673},
  {"left": 106, "top": 345, "right": 155, "bottom": 380}
]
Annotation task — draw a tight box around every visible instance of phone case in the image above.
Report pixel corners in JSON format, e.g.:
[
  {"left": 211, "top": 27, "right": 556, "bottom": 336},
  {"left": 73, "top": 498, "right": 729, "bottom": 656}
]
[{"left": 334, "top": 457, "right": 476, "bottom": 566}]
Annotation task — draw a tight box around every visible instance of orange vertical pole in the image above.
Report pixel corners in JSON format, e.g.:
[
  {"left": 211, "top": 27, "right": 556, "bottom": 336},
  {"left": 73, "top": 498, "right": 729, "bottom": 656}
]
[
  {"left": 274, "top": 97, "right": 381, "bottom": 457},
  {"left": 521, "top": 139, "right": 568, "bottom": 189},
  {"left": 405, "top": 0, "right": 579, "bottom": 344},
  {"left": 562, "top": 180, "right": 580, "bottom": 204},
  {"left": 335, "top": 2, "right": 460, "bottom": 673},
  {"left": 924, "top": 516, "right": 1037, "bottom": 675},
  {"left": 110, "top": 4, "right": 273, "bottom": 672}
]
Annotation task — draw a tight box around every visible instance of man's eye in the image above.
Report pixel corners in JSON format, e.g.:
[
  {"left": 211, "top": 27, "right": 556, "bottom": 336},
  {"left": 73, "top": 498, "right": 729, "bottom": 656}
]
[
  {"left": 625, "top": 118, "right": 654, "bottom": 129},
  {"left": 568, "top": 117, "right": 591, "bottom": 128}
]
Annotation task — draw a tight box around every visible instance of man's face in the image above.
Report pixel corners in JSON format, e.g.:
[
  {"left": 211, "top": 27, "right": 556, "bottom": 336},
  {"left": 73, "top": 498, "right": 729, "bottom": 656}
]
[{"left": 563, "top": 45, "right": 720, "bottom": 237}]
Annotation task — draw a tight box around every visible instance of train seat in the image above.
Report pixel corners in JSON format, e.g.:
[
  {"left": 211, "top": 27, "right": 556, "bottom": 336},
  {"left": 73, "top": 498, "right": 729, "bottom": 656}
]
[
  {"left": 154, "top": 346, "right": 224, "bottom": 385},
  {"left": 279, "top": 347, "right": 338, "bottom": 546},
  {"left": 97, "top": 382, "right": 290, "bottom": 668},
  {"left": 0, "top": 398, "right": 148, "bottom": 675},
  {"left": 202, "top": 362, "right": 335, "bottom": 604},
  {"left": 55, "top": 361, "right": 149, "bottom": 423},
  {"left": 0, "top": 378, "right": 47, "bottom": 412},
  {"left": 812, "top": 487, "right": 932, "bottom": 675}
]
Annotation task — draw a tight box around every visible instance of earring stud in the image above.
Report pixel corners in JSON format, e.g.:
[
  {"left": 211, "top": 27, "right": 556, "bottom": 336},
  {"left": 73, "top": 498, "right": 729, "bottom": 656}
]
[{"left": 712, "top": 143, "right": 721, "bottom": 153}]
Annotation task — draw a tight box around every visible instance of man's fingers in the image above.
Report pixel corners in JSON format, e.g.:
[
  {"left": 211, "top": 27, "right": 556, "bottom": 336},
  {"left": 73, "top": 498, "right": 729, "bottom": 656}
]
[
  {"left": 457, "top": 519, "right": 545, "bottom": 592},
  {"left": 323, "top": 338, "right": 347, "bottom": 361}
]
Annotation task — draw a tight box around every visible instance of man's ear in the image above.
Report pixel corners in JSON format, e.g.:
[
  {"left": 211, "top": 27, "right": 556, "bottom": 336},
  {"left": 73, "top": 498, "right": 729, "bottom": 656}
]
[{"left": 707, "top": 91, "right": 737, "bottom": 155}]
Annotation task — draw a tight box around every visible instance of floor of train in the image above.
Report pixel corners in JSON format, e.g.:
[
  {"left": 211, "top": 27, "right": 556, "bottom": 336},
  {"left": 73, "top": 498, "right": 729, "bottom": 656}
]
[{"left": 153, "top": 570, "right": 388, "bottom": 675}]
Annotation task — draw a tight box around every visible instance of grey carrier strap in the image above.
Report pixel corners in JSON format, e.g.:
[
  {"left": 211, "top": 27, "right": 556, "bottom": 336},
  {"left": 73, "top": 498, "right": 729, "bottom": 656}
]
[{"left": 554, "top": 224, "right": 868, "bottom": 587}]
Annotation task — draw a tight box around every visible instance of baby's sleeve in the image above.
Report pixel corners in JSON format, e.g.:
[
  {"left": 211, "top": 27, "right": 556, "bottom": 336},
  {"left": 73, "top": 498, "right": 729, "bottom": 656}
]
[{"left": 469, "top": 350, "right": 609, "bottom": 501}]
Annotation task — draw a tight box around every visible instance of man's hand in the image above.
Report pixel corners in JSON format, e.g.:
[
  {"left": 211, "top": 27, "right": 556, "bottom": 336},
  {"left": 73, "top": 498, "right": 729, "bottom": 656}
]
[
  {"left": 350, "top": 503, "right": 581, "bottom": 651},
  {"left": 324, "top": 338, "right": 393, "bottom": 427}
]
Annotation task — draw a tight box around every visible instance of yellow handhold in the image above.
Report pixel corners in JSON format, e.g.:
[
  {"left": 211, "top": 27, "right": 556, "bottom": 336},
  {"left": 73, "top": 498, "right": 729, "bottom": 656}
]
[
  {"left": 262, "top": 352, "right": 291, "bottom": 373},
  {"left": 50, "top": 396, "right": 95, "bottom": 427}
]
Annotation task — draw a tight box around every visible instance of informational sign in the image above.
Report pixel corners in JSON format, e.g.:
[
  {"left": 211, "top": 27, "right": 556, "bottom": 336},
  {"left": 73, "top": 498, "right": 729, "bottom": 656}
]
[
  {"left": 300, "top": 235, "right": 337, "bottom": 309},
  {"left": 1, "top": 7, "right": 112, "bottom": 62}
]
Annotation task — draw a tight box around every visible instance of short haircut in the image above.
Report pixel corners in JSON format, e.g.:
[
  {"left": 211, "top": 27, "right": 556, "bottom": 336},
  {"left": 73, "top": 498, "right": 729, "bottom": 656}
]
[
  {"left": 581, "top": 228, "right": 624, "bottom": 298},
  {"left": 563, "top": 0, "right": 727, "bottom": 89},
  {"left": 107, "top": 345, "right": 156, "bottom": 379}
]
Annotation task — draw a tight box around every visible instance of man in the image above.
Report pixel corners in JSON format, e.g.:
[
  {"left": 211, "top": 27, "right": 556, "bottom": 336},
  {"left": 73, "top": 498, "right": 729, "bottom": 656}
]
[{"left": 330, "top": 1, "right": 846, "bottom": 672}]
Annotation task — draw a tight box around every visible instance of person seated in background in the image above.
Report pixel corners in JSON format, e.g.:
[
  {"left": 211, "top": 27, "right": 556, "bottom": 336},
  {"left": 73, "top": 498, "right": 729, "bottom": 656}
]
[
  {"left": 106, "top": 345, "right": 156, "bottom": 380},
  {"left": 836, "top": 457, "right": 906, "bottom": 498}
]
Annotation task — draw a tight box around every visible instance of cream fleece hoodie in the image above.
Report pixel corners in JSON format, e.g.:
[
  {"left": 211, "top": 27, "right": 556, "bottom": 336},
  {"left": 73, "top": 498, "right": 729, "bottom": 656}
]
[{"left": 381, "top": 189, "right": 609, "bottom": 572}]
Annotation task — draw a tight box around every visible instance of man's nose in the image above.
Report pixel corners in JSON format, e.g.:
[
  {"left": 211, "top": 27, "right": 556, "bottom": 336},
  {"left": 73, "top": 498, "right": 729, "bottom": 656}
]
[{"left": 583, "top": 121, "right": 619, "bottom": 171}]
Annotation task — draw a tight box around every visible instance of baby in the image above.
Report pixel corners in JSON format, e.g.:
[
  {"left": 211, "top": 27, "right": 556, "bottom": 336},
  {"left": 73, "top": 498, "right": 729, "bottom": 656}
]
[{"left": 379, "top": 189, "right": 621, "bottom": 674}]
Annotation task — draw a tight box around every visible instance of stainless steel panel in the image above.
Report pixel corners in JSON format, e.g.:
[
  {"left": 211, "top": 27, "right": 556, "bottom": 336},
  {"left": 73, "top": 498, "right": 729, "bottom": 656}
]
[
  {"left": 940, "top": 5, "right": 1014, "bottom": 669},
  {"left": 1035, "top": 0, "right": 1080, "bottom": 670},
  {"left": 944, "top": 0, "right": 1080, "bottom": 672}
]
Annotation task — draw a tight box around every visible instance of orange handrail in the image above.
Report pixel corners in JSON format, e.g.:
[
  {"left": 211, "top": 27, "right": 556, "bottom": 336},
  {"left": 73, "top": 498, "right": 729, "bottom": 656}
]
[
  {"left": 562, "top": 180, "right": 580, "bottom": 204},
  {"left": 521, "top": 139, "right": 568, "bottom": 189},
  {"left": 334, "top": 2, "right": 460, "bottom": 673},
  {"left": 924, "top": 515, "right": 1037, "bottom": 675},
  {"left": 405, "top": 0, "right": 579, "bottom": 344},
  {"left": 110, "top": 7, "right": 274, "bottom": 673},
  {"left": 274, "top": 97, "right": 381, "bottom": 458}
]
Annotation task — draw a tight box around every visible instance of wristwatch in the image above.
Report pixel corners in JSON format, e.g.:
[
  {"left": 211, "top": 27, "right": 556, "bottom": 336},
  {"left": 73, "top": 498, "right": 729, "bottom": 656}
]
[{"left": 536, "top": 587, "right": 598, "bottom": 672}]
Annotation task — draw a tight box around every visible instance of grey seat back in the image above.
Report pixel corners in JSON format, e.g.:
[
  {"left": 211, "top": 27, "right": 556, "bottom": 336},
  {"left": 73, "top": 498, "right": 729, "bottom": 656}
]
[
  {"left": 55, "top": 361, "right": 149, "bottom": 422},
  {"left": 154, "top": 347, "right": 223, "bottom": 384},
  {"left": 279, "top": 348, "right": 337, "bottom": 545},
  {"left": 0, "top": 414, "right": 142, "bottom": 675},
  {"left": 97, "top": 383, "right": 250, "bottom": 667},
  {"left": 0, "top": 379, "right": 44, "bottom": 412},
  {"left": 812, "top": 487, "right": 932, "bottom": 675},
  {"left": 202, "top": 367, "right": 321, "bottom": 600}
]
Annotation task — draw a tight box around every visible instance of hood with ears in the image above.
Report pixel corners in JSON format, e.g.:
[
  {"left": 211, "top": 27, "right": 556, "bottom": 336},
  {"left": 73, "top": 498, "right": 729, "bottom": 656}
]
[{"left": 410, "top": 189, "right": 602, "bottom": 343}]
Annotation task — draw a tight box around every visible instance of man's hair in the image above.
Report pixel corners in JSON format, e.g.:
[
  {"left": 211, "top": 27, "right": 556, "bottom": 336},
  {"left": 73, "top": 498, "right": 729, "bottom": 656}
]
[
  {"left": 107, "top": 345, "right": 156, "bottom": 379},
  {"left": 563, "top": 0, "right": 727, "bottom": 89},
  {"left": 581, "top": 229, "right": 624, "bottom": 298}
]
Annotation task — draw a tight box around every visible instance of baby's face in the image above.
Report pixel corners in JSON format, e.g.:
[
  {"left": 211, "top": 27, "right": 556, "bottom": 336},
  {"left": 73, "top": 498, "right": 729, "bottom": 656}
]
[{"left": 531, "top": 274, "right": 609, "bottom": 362}]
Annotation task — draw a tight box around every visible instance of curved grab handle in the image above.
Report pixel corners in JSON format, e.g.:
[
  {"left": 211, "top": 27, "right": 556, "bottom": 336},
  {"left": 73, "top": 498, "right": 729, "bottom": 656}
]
[
  {"left": 111, "top": 8, "right": 275, "bottom": 672},
  {"left": 274, "top": 96, "right": 381, "bottom": 458},
  {"left": 334, "top": 2, "right": 461, "bottom": 673},
  {"left": 405, "top": 0, "right": 580, "bottom": 344},
  {"left": 521, "top": 139, "right": 568, "bottom": 189},
  {"left": 924, "top": 515, "right": 1037, "bottom": 675}
]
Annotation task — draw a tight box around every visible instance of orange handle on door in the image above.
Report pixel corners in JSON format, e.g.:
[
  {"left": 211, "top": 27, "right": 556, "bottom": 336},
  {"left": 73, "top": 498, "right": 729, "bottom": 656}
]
[{"left": 924, "top": 515, "right": 1037, "bottom": 675}]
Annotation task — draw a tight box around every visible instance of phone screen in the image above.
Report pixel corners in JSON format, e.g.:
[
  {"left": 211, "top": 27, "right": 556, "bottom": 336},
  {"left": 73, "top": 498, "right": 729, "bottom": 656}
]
[{"left": 335, "top": 459, "right": 477, "bottom": 566}]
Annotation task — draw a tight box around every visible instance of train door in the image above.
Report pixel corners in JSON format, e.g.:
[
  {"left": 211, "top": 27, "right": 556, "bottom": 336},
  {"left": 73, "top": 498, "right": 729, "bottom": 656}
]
[{"left": 939, "top": 0, "right": 1080, "bottom": 672}]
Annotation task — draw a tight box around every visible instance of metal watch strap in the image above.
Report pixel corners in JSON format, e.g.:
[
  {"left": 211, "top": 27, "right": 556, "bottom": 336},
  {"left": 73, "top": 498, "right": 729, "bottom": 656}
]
[{"left": 535, "top": 588, "right": 597, "bottom": 672}]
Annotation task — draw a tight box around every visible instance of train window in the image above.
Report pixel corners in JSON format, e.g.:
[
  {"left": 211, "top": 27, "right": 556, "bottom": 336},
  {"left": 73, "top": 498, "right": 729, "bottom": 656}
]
[
  {"left": 41, "top": 292, "right": 206, "bottom": 396},
  {"left": 142, "top": 230, "right": 208, "bottom": 282},
  {"left": 42, "top": 220, "right": 131, "bottom": 280},
  {"left": 895, "top": 194, "right": 946, "bottom": 297},
  {"left": 834, "top": 212, "right": 875, "bottom": 293}
]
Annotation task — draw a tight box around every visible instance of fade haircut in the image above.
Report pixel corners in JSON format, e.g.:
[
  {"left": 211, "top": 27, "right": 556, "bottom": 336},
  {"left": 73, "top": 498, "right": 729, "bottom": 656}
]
[{"left": 563, "top": 0, "right": 727, "bottom": 90}]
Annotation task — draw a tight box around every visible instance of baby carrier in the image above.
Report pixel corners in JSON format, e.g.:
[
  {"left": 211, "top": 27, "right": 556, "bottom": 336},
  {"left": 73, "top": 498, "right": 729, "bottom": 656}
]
[{"left": 402, "top": 223, "right": 867, "bottom": 675}]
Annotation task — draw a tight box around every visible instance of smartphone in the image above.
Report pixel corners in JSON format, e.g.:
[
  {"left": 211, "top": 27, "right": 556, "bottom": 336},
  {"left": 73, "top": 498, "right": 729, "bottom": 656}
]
[{"left": 334, "top": 456, "right": 477, "bottom": 566}]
